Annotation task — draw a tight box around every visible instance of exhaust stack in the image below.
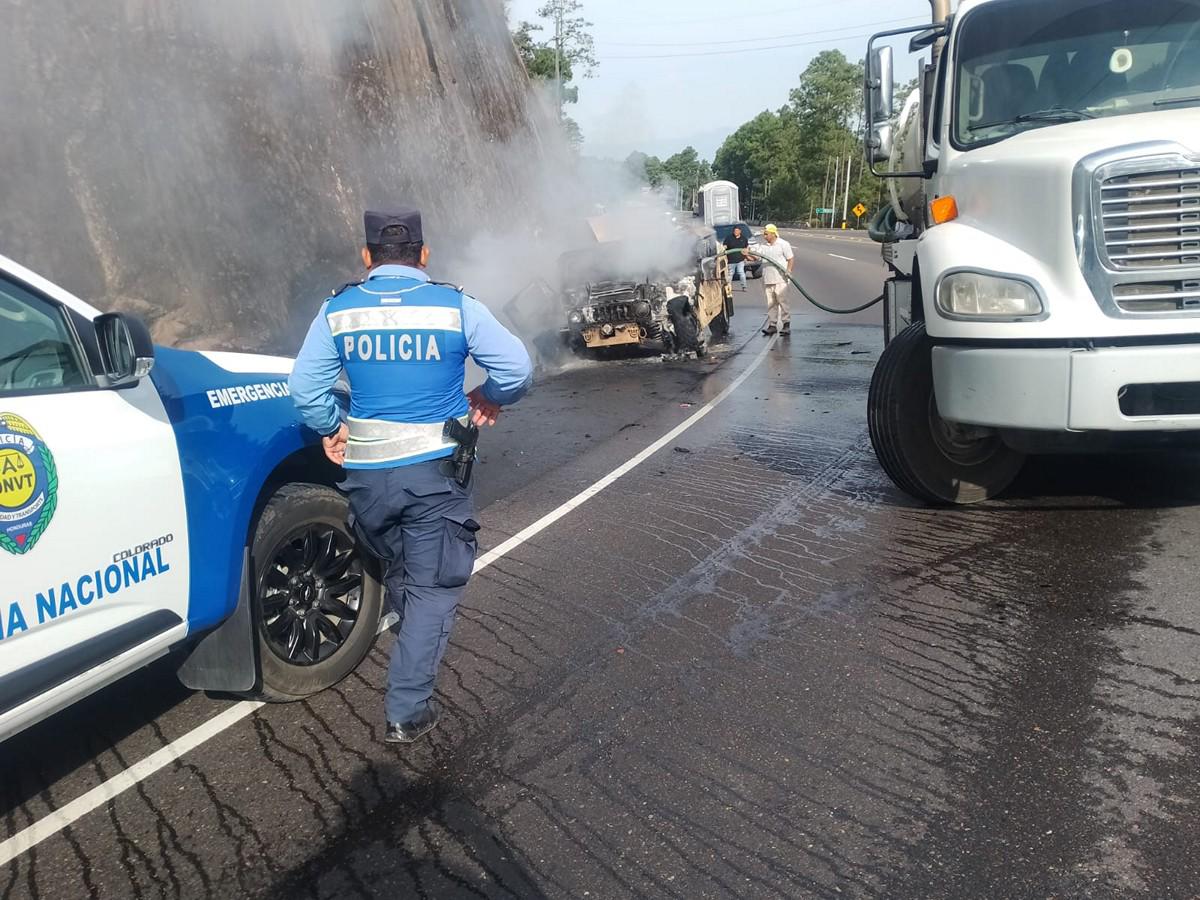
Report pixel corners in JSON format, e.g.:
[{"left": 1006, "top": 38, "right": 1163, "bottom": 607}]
[{"left": 929, "top": 0, "right": 951, "bottom": 24}]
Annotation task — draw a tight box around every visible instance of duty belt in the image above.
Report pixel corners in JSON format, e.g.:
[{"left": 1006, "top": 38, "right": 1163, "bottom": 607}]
[{"left": 345, "top": 415, "right": 467, "bottom": 465}]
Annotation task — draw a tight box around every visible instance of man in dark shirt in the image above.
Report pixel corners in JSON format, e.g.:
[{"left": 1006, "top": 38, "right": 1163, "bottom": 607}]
[{"left": 725, "top": 225, "right": 749, "bottom": 292}]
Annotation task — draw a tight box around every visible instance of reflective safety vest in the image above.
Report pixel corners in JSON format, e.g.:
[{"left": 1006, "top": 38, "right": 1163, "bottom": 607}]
[{"left": 326, "top": 273, "right": 470, "bottom": 468}]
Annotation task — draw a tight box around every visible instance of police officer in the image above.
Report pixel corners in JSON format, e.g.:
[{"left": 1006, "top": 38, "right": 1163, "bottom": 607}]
[{"left": 289, "top": 207, "right": 532, "bottom": 744}]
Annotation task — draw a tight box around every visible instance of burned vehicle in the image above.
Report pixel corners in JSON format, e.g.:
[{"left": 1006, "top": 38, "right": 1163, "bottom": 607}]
[{"left": 558, "top": 222, "right": 734, "bottom": 358}]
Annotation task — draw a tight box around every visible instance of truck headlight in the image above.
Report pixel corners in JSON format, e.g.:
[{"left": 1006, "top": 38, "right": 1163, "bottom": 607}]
[{"left": 937, "top": 272, "right": 1043, "bottom": 319}]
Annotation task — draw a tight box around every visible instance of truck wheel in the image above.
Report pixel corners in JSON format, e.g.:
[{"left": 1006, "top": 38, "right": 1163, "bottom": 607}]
[
  {"left": 868, "top": 323, "right": 1025, "bottom": 504},
  {"left": 668, "top": 297, "right": 699, "bottom": 352},
  {"left": 249, "top": 484, "right": 383, "bottom": 701},
  {"left": 709, "top": 309, "right": 730, "bottom": 341}
]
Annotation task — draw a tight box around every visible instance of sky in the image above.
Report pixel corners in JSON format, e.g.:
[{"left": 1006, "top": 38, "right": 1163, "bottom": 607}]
[{"left": 505, "top": 0, "right": 936, "bottom": 162}]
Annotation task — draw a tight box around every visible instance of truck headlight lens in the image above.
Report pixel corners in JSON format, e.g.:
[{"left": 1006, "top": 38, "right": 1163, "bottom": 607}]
[{"left": 938, "top": 272, "right": 1042, "bottom": 318}]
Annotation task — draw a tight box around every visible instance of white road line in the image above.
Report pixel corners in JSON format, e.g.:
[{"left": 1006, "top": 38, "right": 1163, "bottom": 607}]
[
  {"left": 827, "top": 253, "right": 856, "bottom": 262},
  {"left": 0, "top": 702, "right": 262, "bottom": 867},
  {"left": 0, "top": 334, "right": 780, "bottom": 866},
  {"left": 474, "top": 335, "right": 778, "bottom": 572}
]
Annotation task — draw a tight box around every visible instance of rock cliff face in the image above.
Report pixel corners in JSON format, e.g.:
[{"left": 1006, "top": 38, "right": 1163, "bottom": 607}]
[{"left": 0, "top": 0, "right": 558, "bottom": 351}]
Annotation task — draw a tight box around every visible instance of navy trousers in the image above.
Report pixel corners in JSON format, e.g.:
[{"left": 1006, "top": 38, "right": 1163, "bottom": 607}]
[{"left": 341, "top": 459, "right": 479, "bottom": 724}]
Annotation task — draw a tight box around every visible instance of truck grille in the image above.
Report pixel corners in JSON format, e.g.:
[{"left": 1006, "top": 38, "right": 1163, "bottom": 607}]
[
  {"left": 1100, "top": 167, "right": 1200, "bottom": 271},
  {"left": 592, "top": 301, "right": 637, "bottom": 323},
  {"left": 584, "top": 282, "right": 647, "bottom": 324},
  {"left": 1078, "top": 147, "right": 1200, "bottom": 318},
  {"left": 1113, "top": 279, "right": 1200, "bottom": 313}
]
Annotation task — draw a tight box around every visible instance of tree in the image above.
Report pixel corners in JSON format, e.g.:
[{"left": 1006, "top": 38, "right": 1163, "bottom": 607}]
[
  {"left": 508, "top": 2, "right": 596, "bottom": 146},
  {"left": 642, "top": 155, "right": 666, "bottom": 189},
  {"left": 789, "top": 50, "right": 863, "bottom": 133},
  {"left": 896, "top": 76, "right": 920, "bottom": 102},
  {"left": 713, "top": 50, "right": 881, "bottom": 224},
  {"left": 661, "top": 146, "right": 698, "bottom": 189},
  {"left": 536, "top": 0, "right": 597, "bottom": 116},
  {"left": 714, "top": 112, "right": 792, "bottom": 193},
  {"left": 562, "top": 115, "right": 584, "bottom": 150}
]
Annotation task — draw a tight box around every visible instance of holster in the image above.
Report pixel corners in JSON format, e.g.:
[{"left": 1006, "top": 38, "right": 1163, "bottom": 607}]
[{"left": 442, "top": 418, "right": 479, "bottom": 488}]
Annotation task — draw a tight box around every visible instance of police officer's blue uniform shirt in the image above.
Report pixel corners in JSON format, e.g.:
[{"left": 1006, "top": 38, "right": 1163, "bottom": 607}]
[{"left": 289, "top": 264, "right": 532, "bottom": 468}]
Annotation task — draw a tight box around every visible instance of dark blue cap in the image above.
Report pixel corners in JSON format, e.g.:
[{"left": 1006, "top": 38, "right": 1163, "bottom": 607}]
[{"left": 364, "top": 207, "right": 422, "bottom": 244}]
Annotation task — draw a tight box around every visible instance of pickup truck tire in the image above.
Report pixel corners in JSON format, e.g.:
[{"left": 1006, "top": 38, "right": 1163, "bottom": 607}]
[
  {"left": 708, "top": 312, "right": 729, "bottom": 341},
  {"left": 250, "top": 484, "right": 383, "bottom": 701},
  {"left": 709, "top": 299, "right": 732, "bottom": 341},
  {"left": 667, "top": 296, "right": 702, "bottom": 356},
  {"left": 868, "top": 322, "right": 1025, "bottom": 505}
]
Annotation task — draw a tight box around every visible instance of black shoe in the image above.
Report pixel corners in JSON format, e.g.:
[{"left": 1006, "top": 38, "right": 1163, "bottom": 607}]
[
  {"left": 385, "top": 706, "right": 440, "bottom": 744},
  {"left": 780, "top": 323, "right": 791, "bottom": 336},
  {"left": 762, "top": 325, "right": 778, "bottom": 336}
]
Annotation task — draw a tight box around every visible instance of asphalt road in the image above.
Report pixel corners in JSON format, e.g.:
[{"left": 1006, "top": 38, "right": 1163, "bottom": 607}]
[{"left": 5, "top": 251, "right": 1200, "bottom": 899}]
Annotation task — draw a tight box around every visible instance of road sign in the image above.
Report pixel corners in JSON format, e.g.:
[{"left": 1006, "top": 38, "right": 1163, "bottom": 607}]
[
  {"left": 816, "top": 207, "right": 834, "bottom": 215},
  {"left": 852, "top": 202, "right": 867, "bottom": 218}
]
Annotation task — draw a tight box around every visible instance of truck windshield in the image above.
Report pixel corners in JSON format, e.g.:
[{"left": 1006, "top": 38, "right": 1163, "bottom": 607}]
[{"left": 953, "top": 0, "right": 1200, "bottom": 149}]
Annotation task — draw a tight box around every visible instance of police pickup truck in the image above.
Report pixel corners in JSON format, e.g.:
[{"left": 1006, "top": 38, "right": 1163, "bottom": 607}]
[{"left": 0, "top": 253, "right": 381, "bottom": 741}]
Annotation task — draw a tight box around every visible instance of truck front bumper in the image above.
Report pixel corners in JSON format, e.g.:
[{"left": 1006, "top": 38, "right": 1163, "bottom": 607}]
[{"left": 932, "top": 343, "right": 1200, "bottom": 432}]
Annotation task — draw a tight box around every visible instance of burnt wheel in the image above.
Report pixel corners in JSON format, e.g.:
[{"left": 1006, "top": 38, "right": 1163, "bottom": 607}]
[
  {"left": 668, "top": 296, "right": 700, "bottom": 354},
  {"left": 709, "top": 297, "right": 732, "bottom": 342},
  {"left": 868, "top": 322, "right": 1025, "bottom": 505},
  {"left": 709, "top": 311, "right": 729, "bottom": 340},
  {"left": 248, "top": 484, "right": 383, "bottom": 701}
]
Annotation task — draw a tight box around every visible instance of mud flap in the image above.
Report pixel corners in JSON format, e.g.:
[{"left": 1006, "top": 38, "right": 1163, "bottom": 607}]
[
  {"left": 883, "top": 277, "right": 913, "bottom": 346},
  {"left": 176, "top": 547, "right": 260, "bottom": 692}
]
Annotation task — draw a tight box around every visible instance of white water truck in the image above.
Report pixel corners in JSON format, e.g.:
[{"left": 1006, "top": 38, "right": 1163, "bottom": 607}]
[{"left": 863, "top": 0, "right": 1200, "bottom": 503}]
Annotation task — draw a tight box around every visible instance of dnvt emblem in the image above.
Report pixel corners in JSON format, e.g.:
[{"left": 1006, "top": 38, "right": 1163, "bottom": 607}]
[{"left": 0, "top": 413, "right": 58, "bottom": 555}]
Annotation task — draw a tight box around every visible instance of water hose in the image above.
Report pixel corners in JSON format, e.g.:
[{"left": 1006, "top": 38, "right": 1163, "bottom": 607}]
[{"left": 715, "top": 247, "right": 884, "bottom": 315}]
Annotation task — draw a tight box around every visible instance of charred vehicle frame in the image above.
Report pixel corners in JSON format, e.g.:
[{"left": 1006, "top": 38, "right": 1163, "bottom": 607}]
[{"left": 559, "top": 228, "right": 735, "bottom": 359}]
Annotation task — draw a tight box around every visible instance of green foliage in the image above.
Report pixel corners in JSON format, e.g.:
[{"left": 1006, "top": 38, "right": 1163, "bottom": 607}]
[
  {"left": 622, "top": 147, "right": 713, "bottom": 209},
  {"left": 509, "top": 2, "right": 595, "bottom": 147},
  {"left": 897, "top": 76, "right": 920, "bottom": 100},
  {"left": 562, "top": 115, "right": 584, "bottom": 150},
  {"left": 512, "top": 21, "right": 569, "bottom": 83},
  {"left": 713, "top": 112, "right": 797, "bottom": 205},
  {"left": 789, "top": 50, "right": 863, "bottom": 133},
  {"left": 625, "top": 151, "right": 661, "bottom": 188},
  {"left": 713, "top": 50, "right": 882, "bottom": 225},
  {"left": 662, "top": 146, "right": 713, "bottom": 195},
  {"left": 536, "top": 1, "right": 597, "bottom": 78}
]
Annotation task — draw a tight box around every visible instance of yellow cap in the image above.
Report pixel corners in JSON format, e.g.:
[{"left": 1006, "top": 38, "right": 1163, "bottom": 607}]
[{"left": 764, "top": 223, "right": 778, "bottom": 234}]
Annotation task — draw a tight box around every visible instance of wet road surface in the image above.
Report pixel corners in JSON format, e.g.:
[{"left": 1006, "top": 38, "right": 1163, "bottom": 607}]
[{"left": 5, "top": 264, "right": 1200, "bottom": 898}]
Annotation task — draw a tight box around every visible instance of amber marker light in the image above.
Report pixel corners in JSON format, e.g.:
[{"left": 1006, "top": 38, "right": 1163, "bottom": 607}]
[{"left": 930, "top": 195, "right": 959, "bottom": 224}]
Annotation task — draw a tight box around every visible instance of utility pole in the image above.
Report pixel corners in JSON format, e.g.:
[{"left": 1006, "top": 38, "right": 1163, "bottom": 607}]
[
  {"left": 553, "top": 1, "right": 563, "bottom": 120},
  {"left": 842, "top": 154, "right": 853, "bottom": 227},
  {"left": 821, "top": 157, "right": 832, "bottom": 228},
  {"left": 830, "top": 155, "right": 840, "bottom": 228}
]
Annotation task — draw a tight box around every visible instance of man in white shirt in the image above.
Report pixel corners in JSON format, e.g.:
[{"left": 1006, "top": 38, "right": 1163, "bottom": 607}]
[{"left": 746, "top": 224, "right": 795, "bottom": 336}]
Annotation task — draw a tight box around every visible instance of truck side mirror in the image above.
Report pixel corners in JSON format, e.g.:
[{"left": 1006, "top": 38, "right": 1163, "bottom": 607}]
[
  {"left": 866, "top": 46, "right": 895, "bottom": 164},
  {"left": 868, "top": 122, "right": 895, "bottom": 164},
  {"left": 95, "top": 312, "right": 155, "bottom": 386}
]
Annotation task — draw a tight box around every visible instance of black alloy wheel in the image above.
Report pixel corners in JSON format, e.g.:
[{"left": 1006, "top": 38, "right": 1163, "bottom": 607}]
[
  {"left": 246, "top": 483, "right": 383, "bottom": 702},
  {"left": 259, "top": 524, "right": 362, "bottom": 666}
]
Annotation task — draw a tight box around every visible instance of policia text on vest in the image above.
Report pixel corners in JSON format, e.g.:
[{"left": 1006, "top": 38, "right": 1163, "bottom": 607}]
[{"left": 289, "top": 206, "right": 532, "bottom": 744}]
